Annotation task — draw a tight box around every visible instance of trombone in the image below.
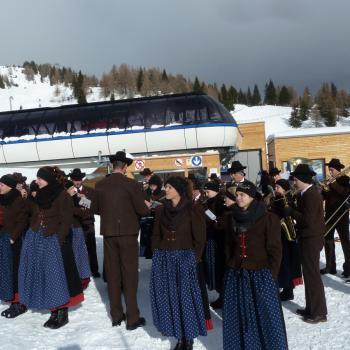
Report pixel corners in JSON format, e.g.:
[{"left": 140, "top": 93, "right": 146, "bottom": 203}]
[
  {"left": 324, "top": 194, "right": 350, "bottom": 237},
  {"left": 319, "top": 165, "right": 350, "bottom": 192}
]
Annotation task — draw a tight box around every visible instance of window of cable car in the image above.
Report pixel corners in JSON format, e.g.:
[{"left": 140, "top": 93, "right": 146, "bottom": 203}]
[
  {"left": 144, "top": 100, "right": 166, "bottom": 128},
  {"left": 202, "top": 96, "right": 223, "bottom": 122},
  {"left": 164, "top": 97, "right": 186, "bottom": 125},
  {"left": 128, "top": 102, "right": 145, "bottom": 129},
  {"left": 108, "top": 107, "right": 129, "bottom": 130}
]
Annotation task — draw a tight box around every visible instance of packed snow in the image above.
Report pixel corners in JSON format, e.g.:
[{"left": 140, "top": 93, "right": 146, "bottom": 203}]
[{"left": 0, "top": 216, "right": 349, "bottom": 350}]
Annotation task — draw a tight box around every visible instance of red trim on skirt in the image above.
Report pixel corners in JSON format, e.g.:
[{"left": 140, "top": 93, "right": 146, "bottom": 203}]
[
  {"left": 12, "top": 292, "right": 19, "bottom": 303},
  {"left": 205, "top": 319, "right": 214, "bottom": 331},
  {"left": 81, "top": 278, "right": 90, "bottom": 290},
  {"left": 51, "top": 293, "right": 84, "bottom": 311},
  {"left": 293, "top": 277, "right": 303, "bottom": 287}
]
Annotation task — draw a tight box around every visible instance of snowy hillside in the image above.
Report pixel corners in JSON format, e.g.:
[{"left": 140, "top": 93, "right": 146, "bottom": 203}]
[{"left": 0, "top": 65, "right": 108, "bottom": 112}]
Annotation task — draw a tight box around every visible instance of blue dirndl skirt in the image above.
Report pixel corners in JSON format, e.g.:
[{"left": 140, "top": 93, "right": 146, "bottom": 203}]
[
  {"left": 203, "top": 239, "right": 216, "bottom": 291},
  {"left": 0, "top": 233, "right": 13, "bottom": 301},
  {"left": 71, "top": 227, "right": 91, "bottom": 279},
  {"left": 19, "top": 229, "right": 70, "bottom": 309},
  {"left": 150, "top": 249, "right": 207, "bottom": 341},
  {"left": 223, "top": 268, "right": 288, "bottom": 350}
]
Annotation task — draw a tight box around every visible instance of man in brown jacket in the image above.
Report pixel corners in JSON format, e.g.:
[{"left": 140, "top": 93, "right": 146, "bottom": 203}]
[
  {"left": 93, "top": 151, "right": 150, "bottom": 330},
  {"left": 287, "top": 164, "right": 327, "bottom": 324}
]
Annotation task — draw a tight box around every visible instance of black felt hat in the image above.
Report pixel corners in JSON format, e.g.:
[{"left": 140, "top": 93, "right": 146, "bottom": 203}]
[
  {"left": 235, "top": 180, "right": 257, "bottom": 198},
  {"left": 325, "top": 158, "right": 345, "bottom": 171},
  {"left": 204, "top": 182, "right": 220, "bottom": 193},
  {"left": 68, "top": 168, "right": 86, "bottom": 180},
  {"left": 165, "top": 176, "right": 188, "bottom": 196},
  {"left": 269, "top": 167, "right": 281, "bottom": 177},
  {"left": 0, "top": 174, "right": 17, "bottom": 189},
  {"left": 228, "top": 161, "right": 246, "bottom": 174},
  {"left": 290, "top": 164, "right": 316, "bottom": 184},
  {"left": 109, "top": 151, "right": 133, "bottom": 166},
  {"left": 275, "top": 179, "right": 290, "bottom": 192},
  {"left": 140, "top": 168, "right": 153, "bottom": 176}
]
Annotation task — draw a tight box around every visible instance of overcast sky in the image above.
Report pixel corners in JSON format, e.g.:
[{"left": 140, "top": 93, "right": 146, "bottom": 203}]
[{"left": 1, "top": 0, "right": 349, "bottom": 92}]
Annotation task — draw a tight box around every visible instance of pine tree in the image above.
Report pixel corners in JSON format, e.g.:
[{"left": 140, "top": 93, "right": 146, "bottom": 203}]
[
  {"left": 289, "top": 104, "right": 302, "bottom": 128},
  {"left": 264, "top": 80, "right": 277, "bottom": 105},
  {"left": 278, "top": 86, "right": 291, "bottom": 106},
  {"left": 0, "top": 75, "right": 5, "bottom": 89},
  {"left": 220, "top": 84, "right": 228, "bottom": 106},
  {"left": 252, "top": 84, "right": 261, "bottom": 105},
  {"left": 72, "top": 71, "right": 87, "bottom": 104},
  {"left": 246, "top": 87, "right": 252, "bottom": 106},
  {"left": 193, "top": 77, "right": 202, "bottom": 92},
  {"left": 110, "top": 93, "right": 115, "bottom": 101},
  {"left": 237, "top": 89, "right": 247, "bottom": 104},
  {"left": 228, "top": 85, "right": 237, "bottom": 107},
  {"left": 299, "top": 87, "right": 312, "bottom": 121},
  {"left": 331, "top": 82, "right": 337, "bottom": 100},
  {"left": 316, "top": 83, "right": 337, "bottom": 126},
  {"left": 136, "top": 68, "right": 144, "bottom": 92},
  {"left": 161, "top": 69, "right": 168, "bottom": 81},
  {"left": 310, "top": 105, "right": 323, "bottom": 127}
]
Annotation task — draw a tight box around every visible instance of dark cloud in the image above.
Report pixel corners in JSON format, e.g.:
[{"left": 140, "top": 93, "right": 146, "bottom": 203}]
[{"left": 1, "top": 0, "right": 349, "bottom": 91}]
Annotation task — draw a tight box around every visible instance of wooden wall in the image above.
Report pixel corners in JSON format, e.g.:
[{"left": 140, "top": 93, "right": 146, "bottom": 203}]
[
  {"left": 84, "top": 152, "right": 221, "bottom": 187},
  {"left": 238, "top": 122, "right": 267, "bottom": 169},
  {"left": 268, "top": 133, "right": 350, "bottom": 170}
]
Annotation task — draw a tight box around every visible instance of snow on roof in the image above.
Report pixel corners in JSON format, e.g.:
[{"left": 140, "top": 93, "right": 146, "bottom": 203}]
[
  {"left": 232, "top": 104, "right": 350, "bottom": 140},
  {"left": 267, "top": 125, "right": 350, "bottom": 141}
]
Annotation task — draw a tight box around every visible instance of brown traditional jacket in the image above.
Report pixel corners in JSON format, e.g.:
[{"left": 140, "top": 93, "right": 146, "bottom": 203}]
[
  {"left": 152, "top": 203, "right": 206, "bottom": 261},
  {"left": 0, "top": 195, "right": 29, "bottom": 241},
  {"left": 225, "top": 211, "right": 282, "bottom": 279},
  {"left": 93, "top": 172, "right": 149, "bottom": 236},
  {"left": 322, "top": 175, "right": 350, "bottom": 217},
  {"left": 292, "top": 185, "right": 326, "bottom": 239},
  {"left": 29, "top": 190, "right": 74, "bottom": 241}
]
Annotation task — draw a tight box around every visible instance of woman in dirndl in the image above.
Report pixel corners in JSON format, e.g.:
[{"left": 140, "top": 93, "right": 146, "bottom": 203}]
[
  {"left": 223, "top": 181, "right": 288, "bottom": 350},
  {"left": 0, "top": 174, "right": 28, "bottom": 318},
  {"left": 19, "top": 166, "right": 84, "bottom": 329},
  {"left": 150, "top": 176, "right": 207, "bottom": 350},
  {"left": 65, "top": 180, "right": 91, "bottom": 289}
]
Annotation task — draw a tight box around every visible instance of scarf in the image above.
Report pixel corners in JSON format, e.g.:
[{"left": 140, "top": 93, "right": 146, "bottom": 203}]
[
  {"left": 160, "top": 197, "right": 191, "bottom": 231},
  {"left": 35, "top": 181, "right": 63, "bottom": 209},
  {"left": 231, "top": 199, "right": 266, "bottom": 233},
  {"left": 0, "top": 188, "right": 21, "bottom": 206}
]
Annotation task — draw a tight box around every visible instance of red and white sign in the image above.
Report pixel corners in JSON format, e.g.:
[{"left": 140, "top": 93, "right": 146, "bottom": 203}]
[
  {"left": 135, "top": 160, "right": 145, "bottom": 170},
  {"left": 175, "top": 158, "right": 183, "bottom": 167}
]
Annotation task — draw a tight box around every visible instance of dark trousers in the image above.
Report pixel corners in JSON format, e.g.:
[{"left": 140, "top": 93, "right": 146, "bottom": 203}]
[
  {"left": 299, "top": 237, "right": 327, "bottom": 317},
  {"left": 103, "top": 235, "right": 140, "bottom": 324},
  {"left": 324, "top": 213, "right": 350, "bottom": 274},
  {"left": 83, "top": 224, "right": 99, "bottom": 274}
]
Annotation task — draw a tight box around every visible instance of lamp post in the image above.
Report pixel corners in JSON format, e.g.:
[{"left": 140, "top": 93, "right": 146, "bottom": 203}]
[{"left": 9, "top": 96, "right": 14, "bottom": 111}]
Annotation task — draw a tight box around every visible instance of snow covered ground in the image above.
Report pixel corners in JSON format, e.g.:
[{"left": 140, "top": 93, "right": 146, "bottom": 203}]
[{"left": 0, "top": 217, "right": 349, "bottom": 350}]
